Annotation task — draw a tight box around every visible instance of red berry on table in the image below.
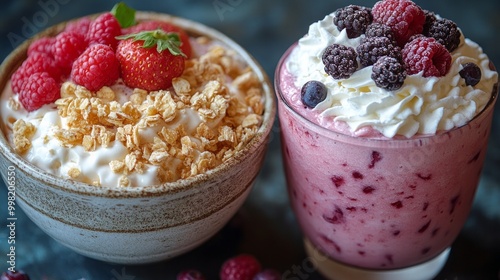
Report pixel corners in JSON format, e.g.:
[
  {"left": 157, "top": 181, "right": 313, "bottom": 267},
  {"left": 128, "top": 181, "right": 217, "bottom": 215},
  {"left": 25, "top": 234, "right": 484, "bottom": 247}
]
[
  {"left": 19, "top": 72, "right": 60, "bottom": 112},
  {"left": 116, "top": 29, "right": 186, "bottom": 91},
  {"left": 27, "top": 37, "right": 55, "bottom": 57},
  {"left": 372, "top": 0, "right": 426, "bottom": 46},
  {"left": 53, "top": 31, "right": 88, "bottom": 73},
  {"left": 71, "top": 44, "right": 120, "bottom": 92},
  {"left": 176, "top": 269, "right": 206, "bottom": 280},
  {"left": 86, "top": 12, "right": 122, "bottom": 49},
  {"left": 11, "top": 52, "right": 61, "bottom": 94},
  {"left": 220, "top": 254, "right": 262, "bottom": 280},
  {"left": 402, "top": 36, "right": 451, "bottom": 77},
  {"left": 123, "top": 20, "right": 192, "bottom": 58},
  {"left": 0, "top": 270, "right": 30, "bottom": 280}
]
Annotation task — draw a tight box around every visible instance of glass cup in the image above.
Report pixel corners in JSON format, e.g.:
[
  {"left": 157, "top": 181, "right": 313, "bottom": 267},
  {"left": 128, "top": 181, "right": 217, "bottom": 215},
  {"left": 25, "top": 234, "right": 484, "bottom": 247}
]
[{"left": 275, "top": 44, "right": 498, "bottom": 280}]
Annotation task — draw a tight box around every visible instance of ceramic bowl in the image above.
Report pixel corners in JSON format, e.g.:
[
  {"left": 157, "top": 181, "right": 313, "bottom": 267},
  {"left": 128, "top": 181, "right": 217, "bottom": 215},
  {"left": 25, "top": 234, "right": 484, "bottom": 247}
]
[{"left": 0, "top": 12, "right": 275, "bottom": 264}]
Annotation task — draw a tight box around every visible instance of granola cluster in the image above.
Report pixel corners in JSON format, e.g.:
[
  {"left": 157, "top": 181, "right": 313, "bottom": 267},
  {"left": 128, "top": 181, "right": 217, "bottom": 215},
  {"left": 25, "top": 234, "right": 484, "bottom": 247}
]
[{"left": 11, "top": 40, "right": 264, "bottom": 186}]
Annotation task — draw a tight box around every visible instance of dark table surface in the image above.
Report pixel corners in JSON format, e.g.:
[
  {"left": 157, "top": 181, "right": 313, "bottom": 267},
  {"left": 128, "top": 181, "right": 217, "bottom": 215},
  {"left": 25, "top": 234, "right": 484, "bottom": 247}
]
[{"left": 1, "top": 0, "right": 500, "bottom": 279}]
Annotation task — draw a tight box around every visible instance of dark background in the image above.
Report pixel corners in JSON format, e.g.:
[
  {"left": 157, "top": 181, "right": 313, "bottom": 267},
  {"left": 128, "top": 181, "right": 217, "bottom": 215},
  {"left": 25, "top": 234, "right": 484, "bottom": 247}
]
[{"left": 1, "top": 0, "right": 499, "bottom": 279}]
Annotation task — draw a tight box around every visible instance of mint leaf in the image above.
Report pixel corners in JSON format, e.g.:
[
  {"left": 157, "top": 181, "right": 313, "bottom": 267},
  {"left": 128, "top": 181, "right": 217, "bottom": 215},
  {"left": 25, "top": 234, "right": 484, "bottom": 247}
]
[{"left": 111, "top": 2, "right": 136, "bottom": 28}]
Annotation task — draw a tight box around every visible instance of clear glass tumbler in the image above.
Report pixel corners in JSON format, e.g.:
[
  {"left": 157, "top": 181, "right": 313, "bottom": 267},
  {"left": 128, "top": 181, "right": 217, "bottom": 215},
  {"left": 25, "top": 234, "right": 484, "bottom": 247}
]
[{"left": 275, "top": 45, "right": 498, "bottom": 280}]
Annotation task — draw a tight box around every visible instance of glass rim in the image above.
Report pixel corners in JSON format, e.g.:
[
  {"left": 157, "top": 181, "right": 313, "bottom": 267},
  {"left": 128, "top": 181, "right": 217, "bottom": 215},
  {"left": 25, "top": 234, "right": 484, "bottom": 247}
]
[{"left": 274, "top": 42, "right": 499, "bottom": 145}]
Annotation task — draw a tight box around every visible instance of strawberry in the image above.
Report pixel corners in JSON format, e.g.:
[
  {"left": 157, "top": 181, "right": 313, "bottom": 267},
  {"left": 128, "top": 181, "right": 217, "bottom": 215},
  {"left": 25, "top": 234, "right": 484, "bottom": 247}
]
[
  {"left": 124, "top": 20, "right": 192, "bottom": 58},
  {"left": 116, "top": 29, "right": 186, "bottom": 91}
]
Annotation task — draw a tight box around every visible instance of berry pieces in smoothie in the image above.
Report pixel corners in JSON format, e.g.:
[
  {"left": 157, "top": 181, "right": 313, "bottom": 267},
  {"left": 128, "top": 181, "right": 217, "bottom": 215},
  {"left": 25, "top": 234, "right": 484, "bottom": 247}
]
[
  {"left": 322, "top": 205, "right": 345, "bottom": 224},
  {"left": 0, "top": 271, "right": 30, "bottom": 280},
  {"left": 220, "top": 254, "right": 261, "bottom": 280},
  {"left": 300, "top": 81, "right": 327, "bottom": 108}
]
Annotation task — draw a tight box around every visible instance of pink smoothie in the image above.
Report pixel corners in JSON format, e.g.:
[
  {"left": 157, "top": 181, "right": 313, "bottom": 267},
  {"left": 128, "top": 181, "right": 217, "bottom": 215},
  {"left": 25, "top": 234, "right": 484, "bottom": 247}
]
[{"left": 276, "top": 44, "right": 498, "bottom": 269}]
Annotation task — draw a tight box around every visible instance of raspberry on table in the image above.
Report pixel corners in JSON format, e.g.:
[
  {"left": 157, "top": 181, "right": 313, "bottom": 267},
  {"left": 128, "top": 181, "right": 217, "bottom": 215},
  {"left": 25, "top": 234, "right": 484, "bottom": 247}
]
[
  {"left": 176, "top": 269, "right": 206, "bottom": 280},
  {"left": 53, "top": 31, "right": 88, "bottom": 73},
  {"left": 459, "top": 63, "right": 482, "bottom": 86},
  {"left": 402, "top": 37, "right": 451, "bottom": 77},
  {"left": 27, "top": 37, "right": 55, "bottom": 57},
  {"left": 86, "top": 12, "right": 122, "bottom": 50},
  {"left": 19, "top": 72, "right": 60, "bottom": 112},
  {"left": 322, "top": 44, "right": 358, "bottom": 79},
  {"left": 365, "top": 23, "right": 397, "bottom": 45},
  {"left": 220, "top": 254, "right": 262, "bottom": 280},
  {"left": 357, "top": 36, "right": 402, "bottom": 67},
  {"left": 371, "top": 56, "right": 407, "bottom": 91},
  {"left": 372, "top": 0, "right": 426, "bottom": 46},
  {"left": 11, "top": 52, "right": 62, "bottom": 95},
  {"left": 0, "top": 270, "right": 30, "bottom": 280},
  {"left": 333, "top": 5, "right": 373, "bottom": 38},
  {"left": 425, "top": 18, "right": 461, "bottom": 52},
  {"left": 71, "top": 44, "right": 120, "bottom": 92}
]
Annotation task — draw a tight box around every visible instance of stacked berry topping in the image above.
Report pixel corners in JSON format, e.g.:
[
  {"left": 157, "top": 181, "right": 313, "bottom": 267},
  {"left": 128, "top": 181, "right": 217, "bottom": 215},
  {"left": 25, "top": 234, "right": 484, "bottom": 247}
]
[
  {"left": 301, "top": 0, "right": 482, "bottom": 107},
  {"left": 10, "top": 3, "right": 191, "bottom": 112}
]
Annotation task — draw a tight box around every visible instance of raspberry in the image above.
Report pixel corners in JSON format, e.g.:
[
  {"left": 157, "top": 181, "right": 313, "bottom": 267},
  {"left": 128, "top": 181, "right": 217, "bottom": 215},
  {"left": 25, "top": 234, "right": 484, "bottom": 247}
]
[
  {"left": 19, "top": 72, "right": 60, "bottom": 112},
  {"left": 371, "top": 56, "right": 407, "bottom": 90},
  {"left": 176, "top": 270, "right": 206, "bottom": 280},
  {"left": 71, "top": 44, "right": 120, "bottom": 92},
  {"left": 0, "top": 271, "right": 30, "bottom": 280},
  {"left": 322, "top": 44, "right": 358, "bottom": 79},
  {"left": 220, "top": 254, "right": 261, "bottom": 280},
  {"left": 333, "top": 5, "right": 373, "bottom": 38},
  {"left": 64, "top": 17, "right": 92, "bottom": 37},
  {"left": 425, "top": 18, "right": 461, "bottom": 52},
  {"left": 365, "top": 23, "right": 397, "bottom": 45},
  {"left": 11, "top": 52, "right": 61, "bottom": 94},
  {"left": 86, "top": 12, "right": 122, "bottom": 50},
  {"left": 459, "top": 63, "right": 481, "bottom": 86},
  {"left": 402, "top": 37, "right": 451, "bottom": 77},
  {"left": 27, "top": 37, "right": 55, "bottom": 57},
  {"left": 53, "top": 31, "right": 88, "bottom": 73},
  {"left": 357, "top": 36, "right": 402, "bottom": 67},
  {"left": 301, "top": 80, "right": 328, "bottom": 108},
  {"left": 372, "top": 0, "right": 426, "bottom": 46}
]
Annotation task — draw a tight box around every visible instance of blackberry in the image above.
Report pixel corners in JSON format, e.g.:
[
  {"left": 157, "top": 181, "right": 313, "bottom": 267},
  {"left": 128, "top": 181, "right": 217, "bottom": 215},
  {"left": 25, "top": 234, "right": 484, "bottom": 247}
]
[
  {"left": 459, "top": 63, "right": 481, "bottom": 86},
  {"left": 322, "top": 44, "right": 358, "bottom": 79},
  {"left": 422, "top": 10, "right": 437, "bottom": 34},
  {"left": 371, "top": 56, "right": 407, "bottom": 91},
  {"left": 425, "top": 18, "right": 461, "bottom": 52},
  {"left": 333, "top": 5, "right": 373, "bottom": 38},
  {"left": 357, "top": 36, "right": 402, "bottom": 67},
  {"left": 365, "top": 23, "right": 397, "bottom": 45},
  {"left": 301, "top": 81, "right": 328, "bottom": 108}
]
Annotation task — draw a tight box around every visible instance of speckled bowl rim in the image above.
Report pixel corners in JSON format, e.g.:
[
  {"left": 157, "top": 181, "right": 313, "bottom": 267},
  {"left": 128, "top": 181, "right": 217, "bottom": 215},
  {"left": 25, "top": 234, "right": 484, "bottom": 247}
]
[{"left": 0, "top": 12, "right": 276, "bottom": 198}]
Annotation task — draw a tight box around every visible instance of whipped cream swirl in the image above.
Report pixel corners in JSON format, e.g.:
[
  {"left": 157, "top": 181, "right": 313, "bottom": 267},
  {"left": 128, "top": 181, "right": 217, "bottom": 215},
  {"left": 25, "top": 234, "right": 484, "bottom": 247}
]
[{"left": 286, "top": 13, "right": 498, "bottom": 138}]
